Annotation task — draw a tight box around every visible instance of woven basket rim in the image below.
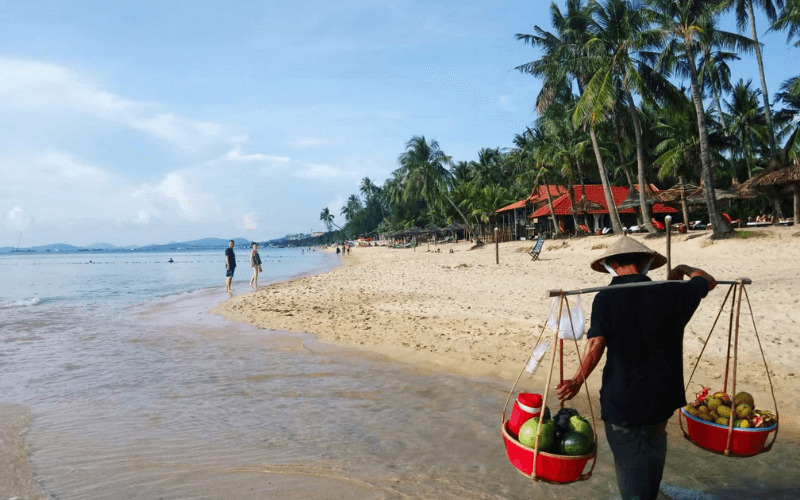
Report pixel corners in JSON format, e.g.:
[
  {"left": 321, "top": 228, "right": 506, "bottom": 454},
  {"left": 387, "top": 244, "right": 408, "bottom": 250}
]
[{"left": 681, "top": 408, "right": 777, "bottom": 433}]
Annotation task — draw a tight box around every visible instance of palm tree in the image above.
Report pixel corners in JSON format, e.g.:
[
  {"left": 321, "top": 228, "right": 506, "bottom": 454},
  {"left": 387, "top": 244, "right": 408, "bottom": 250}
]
[
  {"left": 516, "top": 0, "right": 624, "bottom": 234},
  {"left": 397, "top": 135, "right": 474, "bottom": 233},
  {"left": 646, "top": 0, "right": 744, "bottom": 238},
  {"left": 319, "top": 207, "right": 340, "bottom": 231},
  {"left": 775, "top": 76, "right": 800, "bottom": 156},
  {"left": 773, "top": 0, "right": 800, "bottom": 47},
  {"left": 724, "top": 0, "right": 784, "bottom": 156},
  {"left": 575, "top": 0, "right": 681, "bottom": 235},
  {"left": 725, "top": 79, "right": 770, "bottom": 178},
  {"left": 360, "top": 177, "right": 377, "bottom": 201},
  {"left": 469, "top": 148, "right": 506, "bottom": 188},
  {"left": 340, "top": 194, "right": 363, "bottom": 223}
]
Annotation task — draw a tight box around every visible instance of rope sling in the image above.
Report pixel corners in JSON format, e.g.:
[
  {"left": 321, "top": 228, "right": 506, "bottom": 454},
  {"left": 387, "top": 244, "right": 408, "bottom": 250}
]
[{"left": 679, "top": 280, "right": 779, "bottom": 456}]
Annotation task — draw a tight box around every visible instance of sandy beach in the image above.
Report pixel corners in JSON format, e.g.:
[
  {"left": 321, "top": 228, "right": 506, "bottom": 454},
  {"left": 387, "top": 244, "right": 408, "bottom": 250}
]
[{"left": 215, "top": 228, "right": 800, "bottom": 434}]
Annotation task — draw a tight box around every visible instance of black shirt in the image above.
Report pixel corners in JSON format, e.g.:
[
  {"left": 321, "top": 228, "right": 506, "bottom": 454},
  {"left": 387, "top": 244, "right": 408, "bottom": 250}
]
[
  {"left": 587, "top": 274, "right": 709, "bottom": 426},
  {"left": 225, "top": 247, "right": 236, "bottom": 269}
]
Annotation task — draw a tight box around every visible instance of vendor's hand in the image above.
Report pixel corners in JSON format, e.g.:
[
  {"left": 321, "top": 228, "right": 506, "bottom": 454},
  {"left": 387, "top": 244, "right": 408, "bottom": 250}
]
[{"left": 557, "top": 378, "right": 582, "bottom": 401}]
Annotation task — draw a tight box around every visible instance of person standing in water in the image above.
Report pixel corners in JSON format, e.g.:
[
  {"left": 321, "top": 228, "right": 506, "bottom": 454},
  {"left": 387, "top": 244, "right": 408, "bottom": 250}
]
[
  {"left": 225, "top": 240, "right": 236, "bottom": 293},
  {"left": 249, "top": 242, "right": 262, "bottom": 288}
]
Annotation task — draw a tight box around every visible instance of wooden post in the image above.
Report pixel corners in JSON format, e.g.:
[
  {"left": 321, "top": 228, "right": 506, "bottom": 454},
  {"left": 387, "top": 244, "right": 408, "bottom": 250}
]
[
  {"left": 494, "top": 227, "right": 499, "bottom": 264},
  {"left": 665, "top": 215, "right": 672, "bottom": 278}
]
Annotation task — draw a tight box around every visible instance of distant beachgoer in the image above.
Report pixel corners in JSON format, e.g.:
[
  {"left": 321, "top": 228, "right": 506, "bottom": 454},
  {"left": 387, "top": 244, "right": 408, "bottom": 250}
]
[
  {"left": 346, "top": 245, "right": 350, "bottom": 255},
  {"left": 225, "top": 240, "right": 236, "bottom": 292},
  {"left": 249, "top": 242, "right": 262, "bottom": 288},
  {"left": 336, "top": 246, "right": 341, "bottom": 256}
]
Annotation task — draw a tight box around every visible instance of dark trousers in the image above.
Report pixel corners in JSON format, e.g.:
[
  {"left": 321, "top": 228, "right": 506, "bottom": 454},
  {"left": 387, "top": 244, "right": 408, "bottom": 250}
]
[{"left": 604, "top": 420, "right": 669, "bottom": 500}]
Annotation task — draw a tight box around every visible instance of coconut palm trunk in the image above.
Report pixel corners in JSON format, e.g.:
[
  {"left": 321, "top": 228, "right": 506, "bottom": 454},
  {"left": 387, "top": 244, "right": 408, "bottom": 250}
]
[
  {"left": 612, "top": 114, "right": 644, "bottom": 227},
  {"left": 543, "top": 177, "right": 562, "bottom": 237},
  {"left": 625, "top": 89, "right": 658, "bottom": 235},
  {"left": 684, "top": 36, "right": 732, "bottom": 238},
  {"left": 679, "top": 175, "right": 691, "bottom": 227},
  {"left": 589, "top": 126, "right": 624, "bottom": 234},
  {"left": 746, "top": 0, "right": 777, "bottom": 156}
]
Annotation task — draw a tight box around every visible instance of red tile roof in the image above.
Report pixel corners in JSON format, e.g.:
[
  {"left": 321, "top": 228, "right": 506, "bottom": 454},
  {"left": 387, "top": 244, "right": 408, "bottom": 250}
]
[
  {"left": 529, "top": 185, "right": 677, "bottom": 218},
  {"left": 495, "top": 185, "right": 568, "bottom": 213}
]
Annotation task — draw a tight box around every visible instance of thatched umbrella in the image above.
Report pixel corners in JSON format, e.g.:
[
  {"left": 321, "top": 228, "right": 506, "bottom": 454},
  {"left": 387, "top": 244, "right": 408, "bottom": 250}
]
[
  {"left": 442, "top": 223, "right": 464, "bottom": 241},
  {"left": 616, "top": 189, "right": 661, "bottom": 211},
  {"left": 741, "top": 157, "right": 800, "bottom": 224},
  {"left": 419, "top": 225, "right": 442, "bottom": 243}
]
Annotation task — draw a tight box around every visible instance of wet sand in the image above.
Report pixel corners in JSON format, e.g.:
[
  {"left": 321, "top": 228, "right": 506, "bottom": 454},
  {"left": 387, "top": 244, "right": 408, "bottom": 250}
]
[{"left": 213, "top": 228, "right": 800, "bottom": 497}]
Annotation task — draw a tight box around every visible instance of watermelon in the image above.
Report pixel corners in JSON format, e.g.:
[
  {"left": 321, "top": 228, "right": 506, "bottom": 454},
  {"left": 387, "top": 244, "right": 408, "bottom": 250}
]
[
  {"left": 558, "top": 431, "right": 592, "bottom": 456},
  {"left": 568, "top": 415, "right": 594, "bottom": 444},
  {"left": 518, "top": 418, "right": 556, "bottom": 452}
]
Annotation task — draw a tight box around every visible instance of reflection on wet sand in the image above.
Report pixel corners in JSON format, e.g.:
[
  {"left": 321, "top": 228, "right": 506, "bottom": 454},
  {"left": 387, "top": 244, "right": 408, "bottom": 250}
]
[{"left": 2, "top": 289, "right": 799, "bottom": 499}]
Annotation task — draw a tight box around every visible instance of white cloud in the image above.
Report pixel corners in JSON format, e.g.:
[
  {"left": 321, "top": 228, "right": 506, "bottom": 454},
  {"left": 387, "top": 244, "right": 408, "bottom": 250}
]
[
  {"left": 0, "top": 58, "right": 141, "bottom": 116},
  {"left": 224, "top": 145, "right": 269, "bottom": 163},
  {"left": 129, "top": 113, "right": 225, "bottom": 149},
  {"left": 293, "top": 163, "right": 354, "bottom": 180},
  {"left": 241, "top": 212, "right": 259, "bottom": 230},
  {"left": 6, "top": 205, "right": 33, "bottom": 232},
  {"left": 289, "top": 136, "right": 335, "bottom": 148},
  {"left": 0, "top": 58, "right": 234, "bottom": 150},
  {"left": 217, "top": 146, "right": 356, "bottom": 180}
]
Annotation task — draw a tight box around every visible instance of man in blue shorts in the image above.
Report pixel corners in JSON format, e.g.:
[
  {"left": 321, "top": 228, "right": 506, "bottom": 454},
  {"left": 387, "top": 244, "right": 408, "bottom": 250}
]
[
  {"left": 557, "top": 236, "right": 716, "bottom": 500},
  {"left": 225, "top": 239, "right": 236, "bottom": 292}
]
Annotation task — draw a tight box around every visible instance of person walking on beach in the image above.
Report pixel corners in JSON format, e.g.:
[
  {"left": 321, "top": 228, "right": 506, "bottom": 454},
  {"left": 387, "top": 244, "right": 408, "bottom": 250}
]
[
  {"left": 557, "top": 237, "right": 716, "bottom": 500},
  {"left": 249, "top": 242, "right": 262, "bottom": 288},
  {"left": 225, "top": 239, "right": 236, "bottom": 292}
]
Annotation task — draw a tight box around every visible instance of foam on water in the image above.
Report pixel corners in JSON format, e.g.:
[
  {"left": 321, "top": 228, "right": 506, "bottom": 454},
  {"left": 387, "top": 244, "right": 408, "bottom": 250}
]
[{"left": 0, "top": 297, "right": 41, "bottom": 308}]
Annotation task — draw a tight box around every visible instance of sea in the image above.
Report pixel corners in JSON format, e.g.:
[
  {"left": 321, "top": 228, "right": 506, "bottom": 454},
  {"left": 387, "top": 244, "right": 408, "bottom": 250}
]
[{"left": 1, "top": 249, "right": 798, "bottom": 499}]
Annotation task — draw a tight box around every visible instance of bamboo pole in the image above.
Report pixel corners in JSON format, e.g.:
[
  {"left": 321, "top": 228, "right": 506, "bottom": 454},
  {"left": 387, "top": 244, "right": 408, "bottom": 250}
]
[
  {"left": 547, "top": 279, "right": 751, "bottom": 297},
  {"left": 665, "top": 215, "right": 672, "bottom": 277}
]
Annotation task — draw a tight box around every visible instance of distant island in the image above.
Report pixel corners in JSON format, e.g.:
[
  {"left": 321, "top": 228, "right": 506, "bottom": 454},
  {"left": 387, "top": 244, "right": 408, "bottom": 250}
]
[{"left": 0, "top": 233, "right": 334, "bottom": 254}]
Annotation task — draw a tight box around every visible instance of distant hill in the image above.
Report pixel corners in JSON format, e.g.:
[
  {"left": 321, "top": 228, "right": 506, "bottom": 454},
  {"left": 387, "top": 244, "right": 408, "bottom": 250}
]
[
  {"left": 0, "top": 243, "right": 80, "bottom": 253},
  {"left": 85, "top": 242, "right": 118, "bottom": 250},
  {"left": 0, "top": 237, "right": 253, "bottom": 254},
  {"left": 135, "top": 237, "right": 253, "bottom": 252}
]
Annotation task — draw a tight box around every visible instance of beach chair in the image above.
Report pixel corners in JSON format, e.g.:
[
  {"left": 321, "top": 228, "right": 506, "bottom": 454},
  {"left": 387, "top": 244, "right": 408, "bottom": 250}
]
[
  {"left": 529, "top": 236, "right": 546, "bottom": 261},
  {"left": 721, "top": 212, "right": 741, "bottom": 227}
]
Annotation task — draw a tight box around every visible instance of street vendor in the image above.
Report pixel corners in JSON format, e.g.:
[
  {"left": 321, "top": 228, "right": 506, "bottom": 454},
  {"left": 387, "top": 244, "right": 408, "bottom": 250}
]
[{"left": 557, "top": 236, "right": 716, "bottom": 500}]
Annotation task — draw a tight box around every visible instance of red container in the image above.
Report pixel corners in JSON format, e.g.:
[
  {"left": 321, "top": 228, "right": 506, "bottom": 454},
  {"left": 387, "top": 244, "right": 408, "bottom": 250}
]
[
  {"left": 681, "top": 408, "right": 777, "bottom": 456},
  {"left": 502, "top": 421, "right": 593, "bottom": 483},
  {"left": 507, "top": 393, "right": 542, "bottom": 437}
]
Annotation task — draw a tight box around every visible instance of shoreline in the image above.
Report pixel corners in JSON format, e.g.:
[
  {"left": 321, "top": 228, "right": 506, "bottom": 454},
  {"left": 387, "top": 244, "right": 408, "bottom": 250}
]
[{"left": 214, "top": 228, "right": 800, "bottom": 433}]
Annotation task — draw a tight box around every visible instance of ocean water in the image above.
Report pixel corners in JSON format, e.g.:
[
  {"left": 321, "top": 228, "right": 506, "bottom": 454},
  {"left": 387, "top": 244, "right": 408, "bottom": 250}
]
[{"left": 1, "top": 250, "right": 798, "bottom": 499}]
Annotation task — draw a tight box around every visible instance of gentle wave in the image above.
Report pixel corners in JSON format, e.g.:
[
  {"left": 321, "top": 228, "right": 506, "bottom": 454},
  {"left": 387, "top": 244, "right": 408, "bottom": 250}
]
[{"left": 0, "top": 297, "right": 41, "bottom": 308}]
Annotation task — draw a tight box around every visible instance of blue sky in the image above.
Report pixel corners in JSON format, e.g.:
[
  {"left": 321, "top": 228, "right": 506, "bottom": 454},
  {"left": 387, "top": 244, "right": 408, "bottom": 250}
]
[{"left": 1, "top": 1, "right": 797, "bottom": 246}]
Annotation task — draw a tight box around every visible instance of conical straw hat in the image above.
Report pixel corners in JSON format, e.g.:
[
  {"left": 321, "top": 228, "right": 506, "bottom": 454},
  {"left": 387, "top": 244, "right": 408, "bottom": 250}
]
[{"left": 590, "top": 236, "right": 666, "bottom": 273}]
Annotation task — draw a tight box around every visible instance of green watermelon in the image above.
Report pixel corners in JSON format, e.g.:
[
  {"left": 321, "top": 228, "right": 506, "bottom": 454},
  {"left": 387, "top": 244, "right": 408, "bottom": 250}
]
[
  {"left": 518, "top": 418, "right": 556, "bottom": 452},
  {"left": 567, "top": 415, "right": 594, "bottom": 444},
  {"left": 558, "top": 431, "right": 592, "bottom": 456}
]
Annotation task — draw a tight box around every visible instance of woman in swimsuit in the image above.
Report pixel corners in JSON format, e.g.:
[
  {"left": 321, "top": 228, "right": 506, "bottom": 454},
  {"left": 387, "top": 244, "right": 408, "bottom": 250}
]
[{"left": 250, "top": 243, "right": 262, "bottom": 288}]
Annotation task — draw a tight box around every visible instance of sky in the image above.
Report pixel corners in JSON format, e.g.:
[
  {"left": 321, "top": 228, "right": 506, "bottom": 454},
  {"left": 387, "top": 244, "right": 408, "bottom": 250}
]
[{"left": 1, "top": 0, "right": 797, "bottom": 247}]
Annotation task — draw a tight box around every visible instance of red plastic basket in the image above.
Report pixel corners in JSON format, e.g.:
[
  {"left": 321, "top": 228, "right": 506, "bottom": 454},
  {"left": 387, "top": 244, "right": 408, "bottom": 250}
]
[
  {"left": 681, "top": 408, "right": 777, "bottom": 456},
  {"left": 501, "top": 421, "right": 594, "bottom": 483}
]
